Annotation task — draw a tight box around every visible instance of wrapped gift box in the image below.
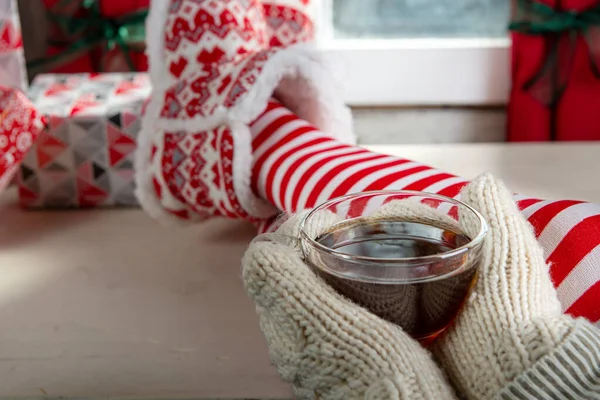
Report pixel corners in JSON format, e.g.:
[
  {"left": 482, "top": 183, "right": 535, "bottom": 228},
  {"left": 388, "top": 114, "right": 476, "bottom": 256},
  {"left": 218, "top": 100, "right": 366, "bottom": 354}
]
[
  {"left": 21, "top": 0, "right": 148, "bottom": 79},
  {"left": 18, "top": 73, "right": 149, "bottom": 208},
  {"left": 0, "top": 0, "right": 27, "bottom": 90},
  {"left": 508, "top": 0, "right": 600, "bottom": 141}
]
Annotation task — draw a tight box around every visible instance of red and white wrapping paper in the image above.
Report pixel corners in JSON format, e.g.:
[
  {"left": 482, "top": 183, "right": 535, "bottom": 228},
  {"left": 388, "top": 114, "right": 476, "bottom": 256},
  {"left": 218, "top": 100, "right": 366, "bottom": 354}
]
[
  {"left": 0, "top": 0, "right": 26, "bottom": 90},
  {"left": 0, "top": 86, "right": 45, "bottom": 192},
  {"left": 18, "top": 73, "right": 149, "bottom": 208}
]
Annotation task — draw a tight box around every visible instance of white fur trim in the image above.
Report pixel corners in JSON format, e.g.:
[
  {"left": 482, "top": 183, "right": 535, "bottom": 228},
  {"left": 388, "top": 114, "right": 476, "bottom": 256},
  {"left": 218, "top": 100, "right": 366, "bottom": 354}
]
[
  {"left": 145, "top": 0, "right": 170, "bottom": 90},
  {"left": 135, "top": 0, "right": 189, "bottom": 225},
  {"left": 232, "top": 43, "right": 355, "bottom": 145},
  {"left": 134, "top": 89, "right": 187, "bottom": 225},
  {"left": 135, "top": 0, "right": 355, "bottom": 223},
  {"left": 150, "top": 44, "right": 355, "bottom": 144}
]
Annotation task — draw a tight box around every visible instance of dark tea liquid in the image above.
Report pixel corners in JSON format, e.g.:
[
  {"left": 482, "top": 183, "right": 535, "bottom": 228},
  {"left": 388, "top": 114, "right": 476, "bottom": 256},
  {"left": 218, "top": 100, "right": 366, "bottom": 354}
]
[{"left": 315, "top": 219, "right": 478, "bottom": 343}]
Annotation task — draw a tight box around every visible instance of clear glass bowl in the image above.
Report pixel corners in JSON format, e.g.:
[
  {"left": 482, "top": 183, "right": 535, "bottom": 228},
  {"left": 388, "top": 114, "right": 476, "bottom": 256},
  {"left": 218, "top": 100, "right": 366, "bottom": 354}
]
[{"left": 299, "top": 191, "right": 487, "bottom": 343}]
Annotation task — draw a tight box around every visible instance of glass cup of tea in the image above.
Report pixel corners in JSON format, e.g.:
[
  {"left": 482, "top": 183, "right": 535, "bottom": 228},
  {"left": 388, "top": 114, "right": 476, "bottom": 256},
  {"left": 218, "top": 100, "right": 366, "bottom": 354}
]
[{"left": 297, "top": 191, "right": 488, "bottom": 344}]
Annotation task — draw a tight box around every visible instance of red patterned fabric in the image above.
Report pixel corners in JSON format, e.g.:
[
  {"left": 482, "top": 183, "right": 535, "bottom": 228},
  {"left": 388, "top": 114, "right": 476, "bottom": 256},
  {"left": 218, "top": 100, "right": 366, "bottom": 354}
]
[
  {"left": 263, "top": 1, "right": 314, "bottom": 47},
  {"left": 137, "top": 0, "right": 352, "bottom": 224},
  {"left": 0, "top": 87, "right": 45, "bottom": 192},
  {"left": 0, "top": 0, "right": 26, "bottom": 90},
  {"left": 0, "top": 8, "right": 22, "bottom": 53},
  {"left": 251, "top": 101, "right": 600, "bottom": 326},
  {"left": 157, "top": 126, "right": 255, "bottom": 220},
  {"left": 160, "top": 0, "right": 313, "bottom": 119}
]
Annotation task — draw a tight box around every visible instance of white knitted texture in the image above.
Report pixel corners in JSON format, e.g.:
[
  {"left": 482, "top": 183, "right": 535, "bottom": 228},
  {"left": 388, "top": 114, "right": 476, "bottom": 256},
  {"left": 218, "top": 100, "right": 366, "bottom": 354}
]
[
  {"left": 434, "top": 173, "right": 579, "bottom": 399},
  {"left": 244, "top": 174, "right": 600, "bottom": 399},
  {"left": 497, "top": 319, "right": 600, "bottom": 399},
  {"left": 243, "top": 212, "right": 457, "bottom": 400}
]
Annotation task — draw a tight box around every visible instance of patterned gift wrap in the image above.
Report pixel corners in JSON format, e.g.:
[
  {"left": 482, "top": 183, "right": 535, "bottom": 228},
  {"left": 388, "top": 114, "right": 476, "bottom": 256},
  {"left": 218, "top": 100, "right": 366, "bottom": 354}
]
[
  {"left": 0, "top": 86, "right": 45, "bottom": 192},
  {"left": 18, "top": 73, "right": 149, "bottom": 208},
  {"left": 0, "top": 0, "right": 26, "bottom": 90}
]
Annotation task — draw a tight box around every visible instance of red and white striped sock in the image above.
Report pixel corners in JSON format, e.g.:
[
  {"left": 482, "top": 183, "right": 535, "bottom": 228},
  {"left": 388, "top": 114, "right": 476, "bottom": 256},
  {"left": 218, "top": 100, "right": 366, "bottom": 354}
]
[{"left": 250, "top": 101, "right": 600, "bottom": 325}]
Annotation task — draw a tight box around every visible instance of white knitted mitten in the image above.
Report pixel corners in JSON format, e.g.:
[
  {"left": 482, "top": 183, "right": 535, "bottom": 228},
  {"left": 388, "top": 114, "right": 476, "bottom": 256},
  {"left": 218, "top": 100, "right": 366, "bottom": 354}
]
[
  {"left": 242, "top": 212, "right": 457, "bottom": 400},
  {"left": 435, "top": 173, "right": 600, "bottom": 399}
]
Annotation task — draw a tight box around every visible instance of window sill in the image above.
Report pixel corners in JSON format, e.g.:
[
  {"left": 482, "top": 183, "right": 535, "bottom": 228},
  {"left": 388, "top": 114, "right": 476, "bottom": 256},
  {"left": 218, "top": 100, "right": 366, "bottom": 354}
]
[{"left": 352, "top": 107, "right": 506, "bottom": 144}]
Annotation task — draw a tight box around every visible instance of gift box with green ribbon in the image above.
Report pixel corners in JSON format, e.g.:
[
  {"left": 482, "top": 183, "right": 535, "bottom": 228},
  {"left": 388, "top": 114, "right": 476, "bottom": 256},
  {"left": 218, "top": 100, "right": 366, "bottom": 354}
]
[
  {"left": 21, "top": 0, "right": 148, "bottom": 79},
  {"left": 508, "top": 0, "right": 600, "bottom": 141}
]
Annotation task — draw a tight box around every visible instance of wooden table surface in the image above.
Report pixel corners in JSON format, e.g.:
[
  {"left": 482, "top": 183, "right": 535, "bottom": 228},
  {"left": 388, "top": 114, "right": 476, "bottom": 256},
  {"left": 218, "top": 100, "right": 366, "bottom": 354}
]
[{"left": 1, "top": 143, "right": 599, "bottom": 399}]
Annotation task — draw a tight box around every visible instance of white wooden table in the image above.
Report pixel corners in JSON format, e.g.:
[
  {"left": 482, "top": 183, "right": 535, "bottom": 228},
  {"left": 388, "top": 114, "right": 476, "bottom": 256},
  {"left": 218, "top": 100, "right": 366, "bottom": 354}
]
[{"left": 1, "top": 143, "right": 599, "bottom": 399}]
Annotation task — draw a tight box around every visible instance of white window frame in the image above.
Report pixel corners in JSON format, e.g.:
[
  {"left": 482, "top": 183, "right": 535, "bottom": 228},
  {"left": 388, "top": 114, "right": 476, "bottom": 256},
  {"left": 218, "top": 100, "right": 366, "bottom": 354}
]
[{"left": 316, "top": 0, "right": 511, "bottom": 107}]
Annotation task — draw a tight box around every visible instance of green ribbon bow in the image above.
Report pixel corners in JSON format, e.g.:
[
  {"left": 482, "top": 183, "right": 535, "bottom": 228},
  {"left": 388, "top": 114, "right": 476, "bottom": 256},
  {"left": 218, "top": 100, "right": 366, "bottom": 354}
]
[
  {"left": 509, "top": 0, "right": 600, "bottom": 108},
  {"left": 27, "top": 0, "right": 148, "bottom": 73}
]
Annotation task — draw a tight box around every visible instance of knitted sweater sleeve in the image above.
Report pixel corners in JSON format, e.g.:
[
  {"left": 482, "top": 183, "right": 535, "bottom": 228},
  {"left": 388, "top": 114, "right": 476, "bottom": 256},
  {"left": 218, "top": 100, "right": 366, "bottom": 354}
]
[{"left": 497, "top": 319, "right": 600, "bottom": 400}]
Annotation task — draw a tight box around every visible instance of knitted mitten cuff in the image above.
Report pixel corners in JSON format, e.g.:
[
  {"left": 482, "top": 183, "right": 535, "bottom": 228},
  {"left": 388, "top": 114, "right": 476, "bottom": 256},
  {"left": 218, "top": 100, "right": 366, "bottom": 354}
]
[
  {"left": 496, "top": 318, "right": 600, "bottom": 400},
  {"left": 135, "top": 0, "right": 354, "bottom": 224}
]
